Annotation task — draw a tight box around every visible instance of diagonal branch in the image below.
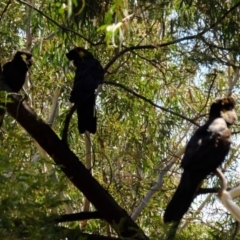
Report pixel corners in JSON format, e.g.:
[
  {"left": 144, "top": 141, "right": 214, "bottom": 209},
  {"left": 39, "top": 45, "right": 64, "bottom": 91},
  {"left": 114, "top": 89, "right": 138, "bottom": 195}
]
[
  {"left": 104, "top": 81, "right": 199, "bottom": 126},
  {"left": 51, "top": 211, "right": 103, "bottom": 223},
  {"left": 132, "top": 147, "right": 186, "bottom": 221},
  {"left": 5, "top": 94, "right": 149, "bottom": 240},
  {"left": 0, "top": 0, "right": 12, "bottom": 21}
]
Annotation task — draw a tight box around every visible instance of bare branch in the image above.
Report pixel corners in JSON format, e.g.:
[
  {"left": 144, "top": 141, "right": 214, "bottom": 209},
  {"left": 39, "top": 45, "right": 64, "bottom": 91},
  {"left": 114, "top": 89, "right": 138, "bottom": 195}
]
[
  {"left": 52, "top": 211, "right": 103, "bottom": 223},
  {"left": 47, "top": 86, "right": 61, "bottom": 126},
  {"left": 81, "top": 131, "right": 93, "bottom": 228},
  {"left": 216, "top": 168, "right": 240, "bottom": 223},
  {"left": 131, "top": 147, "right": 186, "bottom": 221},
  {"left": 104, "top": 81, "right": 199, "bottom": 126}
]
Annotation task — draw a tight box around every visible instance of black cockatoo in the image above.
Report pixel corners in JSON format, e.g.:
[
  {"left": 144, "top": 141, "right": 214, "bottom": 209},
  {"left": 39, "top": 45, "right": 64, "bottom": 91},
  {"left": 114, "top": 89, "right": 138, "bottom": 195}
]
[
  {"left": 66, "top": 47, "right": 104, "bottom": 134},
  {"left": 0, "top": 51, "right": 33, "bottom": 127},
  {"left": 164, "top": 97, "right": 237, "bottom": 223},
  {"left": 2, "top": 51, "right": 33, "bottom": 92}
]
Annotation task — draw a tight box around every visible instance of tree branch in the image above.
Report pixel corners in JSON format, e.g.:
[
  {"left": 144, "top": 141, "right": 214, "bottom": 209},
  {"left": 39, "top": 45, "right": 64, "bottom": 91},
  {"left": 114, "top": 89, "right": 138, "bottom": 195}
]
[
  {"left": 4, "top": 218, "right": 119, "bottom": 239},
  {"left": 51, "top": 211, "right": 103, "bottom": 223},
  {"left": 132, "top": 147, "right": 186, "bottom": 221},
  {"left": 196, "top": 187, "right": 232, "bottom": 195},
  {"left": 16, "top": 0, "right": 103, "bottom": 46},
  {"left": 192, "top": 73, "right": 217, "bottom": 120},
  {"left": 104, "top": 2, "right": 240, "bottom": 72},
  {"left": 0, "top": 0, "right": 12, "bottom": 22},
  {"left": 5, "top": 94, "right": 149, "bottom": 240},
  {"left": 104, "top": 81, "right": 199, "bottom": 126}
]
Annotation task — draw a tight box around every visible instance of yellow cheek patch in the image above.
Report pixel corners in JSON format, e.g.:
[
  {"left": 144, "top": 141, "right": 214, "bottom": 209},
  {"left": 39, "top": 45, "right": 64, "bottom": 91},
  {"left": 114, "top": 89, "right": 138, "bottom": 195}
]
[
  {"left": 78, "top": 50, "right": 85, "bottom": 57},
  {"left": 21, "top": 54, "right": 27, "bottom": 60}
]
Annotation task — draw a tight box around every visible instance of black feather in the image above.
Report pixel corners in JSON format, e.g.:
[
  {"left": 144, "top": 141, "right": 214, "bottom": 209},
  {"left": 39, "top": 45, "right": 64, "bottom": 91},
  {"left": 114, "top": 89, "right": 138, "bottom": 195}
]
[
  {"left": 2, "top": 51, "right": 32, "bottom": 92},
  {"left": 66, "top": 47, "right": 104, "bottom": 134},
  {"left": 164, "top": 97, "right": 237, "bottom": 223},
  {"left": 0, "top": 51, "right": 33, "bottom": 127}
]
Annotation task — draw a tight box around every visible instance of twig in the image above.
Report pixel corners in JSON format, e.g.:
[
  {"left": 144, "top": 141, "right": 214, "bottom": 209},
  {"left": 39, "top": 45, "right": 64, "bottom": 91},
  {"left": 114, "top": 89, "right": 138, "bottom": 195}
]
[
  {"left": 104, "top": 81, "right": 199, "bottom": 126},
  {"left": 16, "top": 0, "right": 102, "bottom": 46},
  {"left": 0, "top": 0, "right": 12, "bottom": 21},
  {"left": 104, "top": 2, "right": 240, "bottom": 71},
  {"left": 193, "top": 73, "right": 217, "bottom": 119}
]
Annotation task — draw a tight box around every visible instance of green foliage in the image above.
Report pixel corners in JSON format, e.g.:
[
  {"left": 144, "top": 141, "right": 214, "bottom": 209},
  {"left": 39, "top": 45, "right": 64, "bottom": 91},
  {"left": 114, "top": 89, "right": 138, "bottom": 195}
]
[{"left": 1, "top": 0, "right": 240, "bottom": 238}]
